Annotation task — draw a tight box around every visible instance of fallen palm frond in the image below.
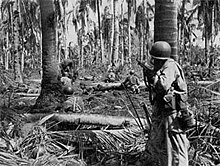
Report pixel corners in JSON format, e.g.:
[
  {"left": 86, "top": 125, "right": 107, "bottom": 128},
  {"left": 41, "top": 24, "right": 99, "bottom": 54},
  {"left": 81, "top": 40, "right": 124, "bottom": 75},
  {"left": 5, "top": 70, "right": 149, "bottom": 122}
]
[
  {"left": 205, "top": 80, "right": 220, "bottom": 91},
  {"left": 0, "top": 151, "right": 86, "bottom": 166},
  {"left": 0, "top": 151, "right": 31, "bottom": 166},
  {"left": 16, "top": 121, "right": 146, "bottom": 165},
  {"left": 94, "top": 127, "right": 146, "bottom": 153}
]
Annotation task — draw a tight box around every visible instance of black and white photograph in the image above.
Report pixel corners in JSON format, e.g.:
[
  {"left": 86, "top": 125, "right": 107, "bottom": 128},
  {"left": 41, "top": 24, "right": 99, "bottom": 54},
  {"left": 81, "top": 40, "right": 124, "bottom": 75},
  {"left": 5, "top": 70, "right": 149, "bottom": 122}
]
[{"left": 0, "top": 0, "right": 220, "bottom": 165}]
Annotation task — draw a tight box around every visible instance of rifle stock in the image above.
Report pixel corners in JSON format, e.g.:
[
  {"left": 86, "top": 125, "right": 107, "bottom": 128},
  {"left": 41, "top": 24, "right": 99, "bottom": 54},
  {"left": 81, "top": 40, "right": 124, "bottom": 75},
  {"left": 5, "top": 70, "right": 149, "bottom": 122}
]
[{"left": 136, "top": 59, "right": 154, "bottom": 105}]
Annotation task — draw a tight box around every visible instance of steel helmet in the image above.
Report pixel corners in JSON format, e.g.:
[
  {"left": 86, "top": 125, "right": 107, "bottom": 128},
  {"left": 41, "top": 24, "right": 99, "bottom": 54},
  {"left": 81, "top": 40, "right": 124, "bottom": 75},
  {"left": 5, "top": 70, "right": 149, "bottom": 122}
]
[
  {"left": 150, "top": 41, "right": 171, "bottom": 60},
  {"left": 63, "top": 86, "right": 74, "bottom": 95},
  {"left": 130, "top": 69, "right": 135, "bottom": 74}
]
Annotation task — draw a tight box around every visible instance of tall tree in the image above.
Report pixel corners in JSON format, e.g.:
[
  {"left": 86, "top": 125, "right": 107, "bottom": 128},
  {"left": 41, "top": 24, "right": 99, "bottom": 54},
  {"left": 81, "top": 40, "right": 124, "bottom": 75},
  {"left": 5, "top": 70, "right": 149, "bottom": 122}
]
[
  {"left": 154, "top": 0, "right": 178, "bottom": 60},
  {"left": 13, "top": 0, "right": 23, "bottom": 83},
  {"left": 1, "top": 0, "right": 41, "bottom": 74},
  {"left": 102, "top": 6, "right": 112, "bottom": 65},
  {"left": 96, "top": 0, "right": 105, "bottom": 63},
  {"left": 34, "top": 0, "right": 65, "bottom": 111},
  {"left": 127, "top": 0, "right": 132, "bottom": 66},
  {"left": 111, "top": 0, "right": 119, "bottom": 67}
]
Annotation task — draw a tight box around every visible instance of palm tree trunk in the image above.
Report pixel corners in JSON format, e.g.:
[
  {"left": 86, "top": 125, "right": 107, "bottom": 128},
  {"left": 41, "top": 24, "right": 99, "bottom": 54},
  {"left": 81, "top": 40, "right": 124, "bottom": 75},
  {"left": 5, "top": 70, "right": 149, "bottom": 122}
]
[
  {"left": 109, "top": 0, "right": 114, "bottom": 67},
  {"left": 145, "top": 0, "right": 149, "bottom": 60},
  {"left": 121, "top": 1, "right": 124, "bottom": 66},
  {"left": 19, "top": 0, "right": 25, "bottom": 72},
  {"left": 180, "top": 0, "right": 186, "bottom": 59},
  {"left": 34, "top": 0, "right": 65, "bottom": 111},
  {"left": 97, "top": 0, "right": 104, "bottom": 64},
  {"left": 127, "top": 0, "right": 131, "bottom": 66},
  {"left": 205, "top": 10, "right": 209, "bottom": 65},
  {"left": 13, "top": 0, "right": 23, "bottom": 83},
  {"left": 63, "top": 1, "right": 68, "bottom": 59},
  {"left": 112, "top": 0, "right": 119, "bottom": 67},
  {"left": 154, "top": 0, "right": 178, "bottom": 60}
]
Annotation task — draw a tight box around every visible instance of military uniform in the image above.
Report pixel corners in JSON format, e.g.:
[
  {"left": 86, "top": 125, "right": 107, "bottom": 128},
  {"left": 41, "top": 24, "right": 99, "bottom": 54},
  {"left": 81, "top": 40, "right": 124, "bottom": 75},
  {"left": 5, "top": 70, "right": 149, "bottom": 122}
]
[
  {"left": 146, "top": 41, "right": 190, "bottom": 166},
  {"left": 106, "top": 71, "right": 116, "bottom": 83},
  {"left": 123, "top": 70, "right": 140, "bottom": 93}
]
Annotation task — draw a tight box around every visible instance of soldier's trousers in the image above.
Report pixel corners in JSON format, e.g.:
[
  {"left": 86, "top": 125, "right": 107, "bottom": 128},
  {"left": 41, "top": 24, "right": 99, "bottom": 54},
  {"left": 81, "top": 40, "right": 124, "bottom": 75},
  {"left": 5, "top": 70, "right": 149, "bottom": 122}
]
[{"left": 148, "top": 110, "right": 189, "bottom": 166}]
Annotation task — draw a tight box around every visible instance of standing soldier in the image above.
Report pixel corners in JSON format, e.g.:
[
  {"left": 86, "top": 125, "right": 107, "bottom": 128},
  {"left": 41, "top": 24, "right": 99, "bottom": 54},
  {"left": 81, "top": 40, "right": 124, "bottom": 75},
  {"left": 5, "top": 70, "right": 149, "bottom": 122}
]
[{"left": 140, "top": 41, "right": 194, "bottom": 166}]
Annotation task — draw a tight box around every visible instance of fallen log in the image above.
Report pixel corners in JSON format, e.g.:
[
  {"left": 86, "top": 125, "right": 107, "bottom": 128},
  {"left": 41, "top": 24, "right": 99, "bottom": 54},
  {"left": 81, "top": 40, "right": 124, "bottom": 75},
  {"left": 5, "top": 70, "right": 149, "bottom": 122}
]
[
  {"left": 23, "top": 114, "right": 220, "bottom": 138},
  {"left": 24, "top": 113, "right": 149, "bottom": 128},
  {"left": 95, "top": 83, "right": 123, "bottom": 91},
  {"left": 92, "top": 82, "right": 146, "bottom": 92},
  {"left": 15, "top": 93, "right": 40, "bottom": 97}
]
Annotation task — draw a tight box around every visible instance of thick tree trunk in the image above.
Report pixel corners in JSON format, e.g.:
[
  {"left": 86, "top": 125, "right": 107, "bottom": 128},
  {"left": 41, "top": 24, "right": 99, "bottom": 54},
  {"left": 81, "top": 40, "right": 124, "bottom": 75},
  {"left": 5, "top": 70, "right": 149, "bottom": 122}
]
[
  {"left": 154, "top": 0, "right": 178, "bottom": 60},
  {"left": 33, "top": 0, "right": 65, "bottom": 112}
]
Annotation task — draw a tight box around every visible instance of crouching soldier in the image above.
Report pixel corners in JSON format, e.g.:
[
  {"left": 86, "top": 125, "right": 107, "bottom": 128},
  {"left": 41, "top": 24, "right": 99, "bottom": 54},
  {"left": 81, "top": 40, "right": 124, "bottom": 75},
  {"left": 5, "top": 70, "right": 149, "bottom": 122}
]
[
  {"left": 122, "top": 70, "right": 140, "bottom": 94},
  {"left": 62, "top": 86, "right": 84, "bottom": 113},
  {"left": 105, "top": 69, "right": 116, "bottom": 83}
]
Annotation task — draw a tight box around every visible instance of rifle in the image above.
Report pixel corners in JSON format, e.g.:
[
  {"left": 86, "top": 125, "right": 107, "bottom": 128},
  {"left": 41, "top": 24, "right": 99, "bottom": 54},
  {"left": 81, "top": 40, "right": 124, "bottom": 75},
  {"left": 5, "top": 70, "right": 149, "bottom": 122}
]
[
  {"left": 136, "top": 59, "right": 153, "bottom": 72},
  {"left": 136, "top": 59, "right": 154, "bottom": 105}
]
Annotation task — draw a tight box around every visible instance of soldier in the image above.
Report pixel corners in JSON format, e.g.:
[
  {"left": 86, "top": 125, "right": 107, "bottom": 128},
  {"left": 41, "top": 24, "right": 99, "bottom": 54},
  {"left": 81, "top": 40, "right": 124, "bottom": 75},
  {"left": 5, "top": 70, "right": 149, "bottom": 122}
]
[
  {"left": 60, "top": 59, "right": 73, "bottom": 78},
  {"left": 105, "top": 69, "right": 116, "bottom": 83},
  {"left": 143, "top": 41, "right": 195, "bottom": 166},
  {"left": 122, "top": 69, "right": 140, "bottom": 94},
  {"left": 60, "top": 59, "right": 77, "bottom": 86}
]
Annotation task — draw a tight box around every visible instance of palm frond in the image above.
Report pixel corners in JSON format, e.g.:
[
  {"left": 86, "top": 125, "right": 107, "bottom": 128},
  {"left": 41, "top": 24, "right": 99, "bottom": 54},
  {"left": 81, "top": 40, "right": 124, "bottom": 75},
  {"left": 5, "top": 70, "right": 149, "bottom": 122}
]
[{"left": 0, "top": 151, "right": 31, "bottom": 166}]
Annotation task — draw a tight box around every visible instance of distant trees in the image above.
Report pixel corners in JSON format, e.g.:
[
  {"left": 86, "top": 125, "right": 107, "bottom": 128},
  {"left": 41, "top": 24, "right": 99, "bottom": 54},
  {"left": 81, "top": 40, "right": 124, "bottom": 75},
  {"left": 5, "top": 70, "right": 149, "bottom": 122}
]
[
  {"left": 178, "top": 0, "right": 220, "bottom": 66},
  {"left": 197, "top": 0, "right": 220, "bottom": 64},
  {"left": 0, "top": 0, "right": 41, "bottom": 80}
]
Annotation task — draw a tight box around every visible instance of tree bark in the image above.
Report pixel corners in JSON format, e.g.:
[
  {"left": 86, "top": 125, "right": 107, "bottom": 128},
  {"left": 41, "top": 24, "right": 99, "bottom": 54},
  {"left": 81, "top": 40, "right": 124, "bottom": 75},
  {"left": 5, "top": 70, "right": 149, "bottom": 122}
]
[
  {"left": 154, "top": 0, "right": 178, "bottom": 60},
  {"left": 33, "top": 0, "right": 65, "bottom": 112}
]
